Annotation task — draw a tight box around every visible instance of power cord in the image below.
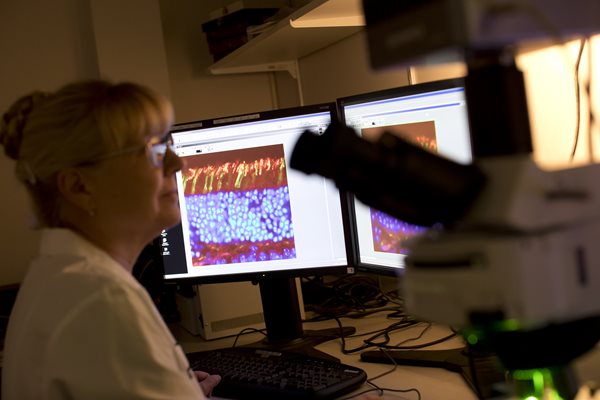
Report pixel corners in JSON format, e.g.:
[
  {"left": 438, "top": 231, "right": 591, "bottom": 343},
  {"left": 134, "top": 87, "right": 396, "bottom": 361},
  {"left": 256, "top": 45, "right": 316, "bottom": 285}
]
[
  {"left": 570, "top": 38, "right": 588, "bottom": 161},
  {"left": 338, "top": 348, "right": 422, "bottom": 400}
]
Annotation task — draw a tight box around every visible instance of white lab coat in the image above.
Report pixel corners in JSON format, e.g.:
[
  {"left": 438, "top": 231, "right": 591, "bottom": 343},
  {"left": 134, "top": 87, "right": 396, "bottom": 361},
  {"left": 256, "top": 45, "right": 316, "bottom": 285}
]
[{"left": 2, "top": 228, "right": 205, "bottom": 399}]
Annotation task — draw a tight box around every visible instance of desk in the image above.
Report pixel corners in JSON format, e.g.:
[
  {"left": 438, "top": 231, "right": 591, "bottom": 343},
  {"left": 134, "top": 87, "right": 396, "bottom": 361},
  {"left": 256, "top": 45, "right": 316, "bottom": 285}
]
[{"left": 171, "top": 312, "right": 479, "bottom": 399}]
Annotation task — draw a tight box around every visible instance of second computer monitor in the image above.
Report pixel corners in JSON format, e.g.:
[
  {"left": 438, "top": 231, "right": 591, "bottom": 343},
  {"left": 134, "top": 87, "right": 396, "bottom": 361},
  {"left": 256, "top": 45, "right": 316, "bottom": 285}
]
[{"left": 337, "top": 78, "right": 473, "bottom": 275}]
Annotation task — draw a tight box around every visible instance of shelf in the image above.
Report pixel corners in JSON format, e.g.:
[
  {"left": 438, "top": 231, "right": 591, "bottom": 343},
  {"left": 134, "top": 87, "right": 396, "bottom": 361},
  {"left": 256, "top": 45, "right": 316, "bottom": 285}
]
[
  {"left": 290, "top": 0, "right": 364, "bottom": 28},
  {"left": 207, "top": 0, "right": 364, "bottom": 77}
]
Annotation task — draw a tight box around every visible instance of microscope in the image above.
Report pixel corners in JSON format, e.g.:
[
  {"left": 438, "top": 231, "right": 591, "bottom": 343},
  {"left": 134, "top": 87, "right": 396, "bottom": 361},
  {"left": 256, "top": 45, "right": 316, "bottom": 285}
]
[{"left": 290, "top": 1, "right": 600, "bottom": 399}]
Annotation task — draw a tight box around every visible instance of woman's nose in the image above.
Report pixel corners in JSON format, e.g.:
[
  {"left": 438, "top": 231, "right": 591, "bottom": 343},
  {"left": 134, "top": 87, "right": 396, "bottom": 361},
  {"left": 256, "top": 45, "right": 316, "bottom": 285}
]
[{"left": 163, "top": 147, "right": 185, "bottom": 175}]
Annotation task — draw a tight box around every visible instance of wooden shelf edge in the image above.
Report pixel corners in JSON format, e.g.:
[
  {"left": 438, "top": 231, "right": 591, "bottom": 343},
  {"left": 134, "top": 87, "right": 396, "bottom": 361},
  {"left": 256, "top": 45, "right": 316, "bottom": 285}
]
[{"left": 206, "top": 0, "right": 364, "bottom": 76}]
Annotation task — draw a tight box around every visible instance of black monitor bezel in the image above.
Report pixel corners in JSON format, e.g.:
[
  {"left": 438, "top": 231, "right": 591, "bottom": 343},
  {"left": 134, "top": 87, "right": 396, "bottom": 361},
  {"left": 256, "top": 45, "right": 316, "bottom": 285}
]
[
  {"left": 159, "top": 102, "right": 355, "bottom": 287},
  {"left": 336, "top": 77, "right": 468, "bottom": 277}
]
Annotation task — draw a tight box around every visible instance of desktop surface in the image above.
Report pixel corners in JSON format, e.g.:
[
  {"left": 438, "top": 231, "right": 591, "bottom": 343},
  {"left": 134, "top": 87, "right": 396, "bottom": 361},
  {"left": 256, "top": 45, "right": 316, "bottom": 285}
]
[{"left": 171, "top": 311, "right": 479, "bottom": 400}]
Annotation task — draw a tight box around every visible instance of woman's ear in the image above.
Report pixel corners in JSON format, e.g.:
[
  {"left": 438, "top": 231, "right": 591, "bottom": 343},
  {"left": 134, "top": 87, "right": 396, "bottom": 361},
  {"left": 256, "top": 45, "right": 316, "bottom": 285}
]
[{"left": 55, "top": 168, "right": 97, "bottom": 216}]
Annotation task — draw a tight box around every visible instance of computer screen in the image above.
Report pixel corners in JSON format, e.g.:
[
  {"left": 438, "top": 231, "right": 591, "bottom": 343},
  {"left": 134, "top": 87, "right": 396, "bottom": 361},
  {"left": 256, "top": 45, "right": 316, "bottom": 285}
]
[
  {"left": 337, "top": 78, "right": 473, "bottom": 276},
  {"left": 159, "top": 103, "right": 352, "bottom": 352}
]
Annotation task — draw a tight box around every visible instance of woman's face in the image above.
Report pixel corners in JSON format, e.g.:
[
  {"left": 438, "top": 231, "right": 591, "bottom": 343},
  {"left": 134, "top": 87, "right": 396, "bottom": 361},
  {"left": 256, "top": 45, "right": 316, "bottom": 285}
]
[{"left": 87, "top": 134, "right": 184, "bottom": 243}]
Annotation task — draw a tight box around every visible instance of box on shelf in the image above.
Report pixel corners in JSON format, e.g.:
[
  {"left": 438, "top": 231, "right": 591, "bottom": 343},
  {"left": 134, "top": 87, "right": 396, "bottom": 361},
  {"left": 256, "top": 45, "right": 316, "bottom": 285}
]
[
  {"left": 203, "top": 2, "right": 286, "bottom": 62},
  {"left": 208, "top": 0, "right": 289, "bottom": 20}
]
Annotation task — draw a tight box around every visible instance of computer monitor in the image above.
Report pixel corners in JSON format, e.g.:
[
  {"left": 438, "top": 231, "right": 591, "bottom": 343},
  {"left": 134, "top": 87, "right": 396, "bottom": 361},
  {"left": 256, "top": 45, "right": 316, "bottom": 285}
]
[
  {"left": 159, "top": 103, "right": 353, "bottom": 357},
  {"left": 337, "top": 78, "right": 473, "bottom": 276}
]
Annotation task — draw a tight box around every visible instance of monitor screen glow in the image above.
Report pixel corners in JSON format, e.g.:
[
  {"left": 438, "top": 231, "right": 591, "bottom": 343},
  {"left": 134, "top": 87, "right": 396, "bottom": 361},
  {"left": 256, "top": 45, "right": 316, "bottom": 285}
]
[
  {"left": 161, "top": 104, "right": 349, "bottom": 283},
  {"left": 338, "top": 79, "right": 472, "bottom": 274}
]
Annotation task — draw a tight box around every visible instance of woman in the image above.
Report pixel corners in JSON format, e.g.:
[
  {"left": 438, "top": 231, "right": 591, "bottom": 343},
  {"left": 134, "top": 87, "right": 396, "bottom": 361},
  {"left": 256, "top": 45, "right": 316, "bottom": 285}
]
[{"left": 0, "top": 80, "right": 220, "bottom": 399}]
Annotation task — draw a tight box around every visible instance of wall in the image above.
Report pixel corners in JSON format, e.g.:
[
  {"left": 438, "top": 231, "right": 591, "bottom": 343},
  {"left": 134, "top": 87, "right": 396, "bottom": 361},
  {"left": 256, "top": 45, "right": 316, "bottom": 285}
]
[
  {"left": 88, "top": 0, "right": 171, "bottom": 96},
  {"left": 0, "top": 0, "right": 100, "bottom": 286},
  {"left": 0, "top": 0, "right": 180, "bottom": 285},
  {"left": 298, "top": 31, "right": 410, "bottom": 104}
]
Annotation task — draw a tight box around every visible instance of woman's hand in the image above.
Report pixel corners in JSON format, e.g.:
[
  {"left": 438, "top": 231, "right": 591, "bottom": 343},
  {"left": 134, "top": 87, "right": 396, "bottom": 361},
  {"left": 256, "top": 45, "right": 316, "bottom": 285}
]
[{"left": 194, "top": 370, "right": 222, "bottom": 397}]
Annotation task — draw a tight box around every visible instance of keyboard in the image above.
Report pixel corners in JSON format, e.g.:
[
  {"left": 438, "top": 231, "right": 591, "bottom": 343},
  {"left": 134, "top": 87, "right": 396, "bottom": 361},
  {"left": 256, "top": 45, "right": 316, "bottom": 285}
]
[{"left": 186, "top": 347, "right": 367, "bottom": 399}]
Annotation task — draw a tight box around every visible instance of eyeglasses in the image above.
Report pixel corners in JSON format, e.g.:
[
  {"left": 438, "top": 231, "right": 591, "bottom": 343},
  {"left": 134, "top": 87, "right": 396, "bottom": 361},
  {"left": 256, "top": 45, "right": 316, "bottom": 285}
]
[
  {"left": 145, "top": 136, "right": 174, "bottom": 168},
  {"left": 79, "top": 136, "right": 174, "bottom": 168}
]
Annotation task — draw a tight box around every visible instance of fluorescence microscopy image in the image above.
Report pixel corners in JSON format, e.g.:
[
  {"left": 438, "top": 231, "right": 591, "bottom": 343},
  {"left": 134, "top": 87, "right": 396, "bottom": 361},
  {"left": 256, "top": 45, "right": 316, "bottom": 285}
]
[
  {"left": 361, "top": 121, "right": 436, "bottom": 255},
  {"left": 180, "top": 144, "right": 296, "bottom": 267},
  {"left": 370, "top": 213, "right": 428, "bottom": 254}
]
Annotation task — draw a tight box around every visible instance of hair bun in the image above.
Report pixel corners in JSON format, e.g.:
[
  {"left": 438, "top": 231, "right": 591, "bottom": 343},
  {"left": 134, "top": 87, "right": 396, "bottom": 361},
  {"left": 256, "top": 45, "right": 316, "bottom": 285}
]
[{"left": 0, "top": 91, "right": 48, "bottom": 160}]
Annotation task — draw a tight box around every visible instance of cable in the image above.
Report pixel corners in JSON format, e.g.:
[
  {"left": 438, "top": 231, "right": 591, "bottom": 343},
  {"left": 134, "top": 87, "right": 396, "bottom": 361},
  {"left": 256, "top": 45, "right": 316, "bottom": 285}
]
[
  {"left": 365, "top": 323, "right": 457, "bottom": 350},
  {"left": 332, "top": 317, "right": 420, "bottom": 354},
  {"left": 360, "top": 321, "right": 426, "bottom": 351},
  {"left": 343, "top": 317, "right": 420, "bottom": 341},
  {"left": 231, "top": 327, "right": 266, "bottom": 348},
  {"left": 304, "top": 305, "right": 406, "bottom": 324},
  {"left": 337, "top": 348, "right": 422, "bottom": 400},
  {"left": 331, "top": 314, "right": 458, "bottom": 355},
  {"left": 377, "top": 331, "right": 458, "bottom": 350},
  {"left": 302, "top": 274, "right": 404, "bottom": 319},
  {"left": 586, "top": 37, "right": 595, "bottom": 162},
  {"left": 571, "top": 38, "right": 588, "bottom": 161},
  {"left": 506, "top": 1, "right": 597, "bottom": 164}
]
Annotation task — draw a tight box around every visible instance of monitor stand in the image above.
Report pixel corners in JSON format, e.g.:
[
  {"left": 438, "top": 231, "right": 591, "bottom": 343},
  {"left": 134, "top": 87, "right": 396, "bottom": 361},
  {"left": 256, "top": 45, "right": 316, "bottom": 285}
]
[{"left": 240, "top": 276, "right": 355, "bottom": 363}]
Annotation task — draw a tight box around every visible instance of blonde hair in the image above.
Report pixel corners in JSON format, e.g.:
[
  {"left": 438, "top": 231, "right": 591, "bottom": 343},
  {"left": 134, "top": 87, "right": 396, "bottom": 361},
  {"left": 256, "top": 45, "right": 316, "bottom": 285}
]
[{"left": 0, "top": 80, "right": 174, "bottom": 227}]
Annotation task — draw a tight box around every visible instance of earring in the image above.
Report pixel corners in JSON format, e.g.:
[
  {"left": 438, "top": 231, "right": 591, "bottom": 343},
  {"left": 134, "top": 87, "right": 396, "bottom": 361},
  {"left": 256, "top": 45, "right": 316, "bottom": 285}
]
[
  {"left": 86, "top": 199, "right": 97, "bottom": 217},
  {"left": 87, "top": 207, "right": 96, "bottom": 217}
]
